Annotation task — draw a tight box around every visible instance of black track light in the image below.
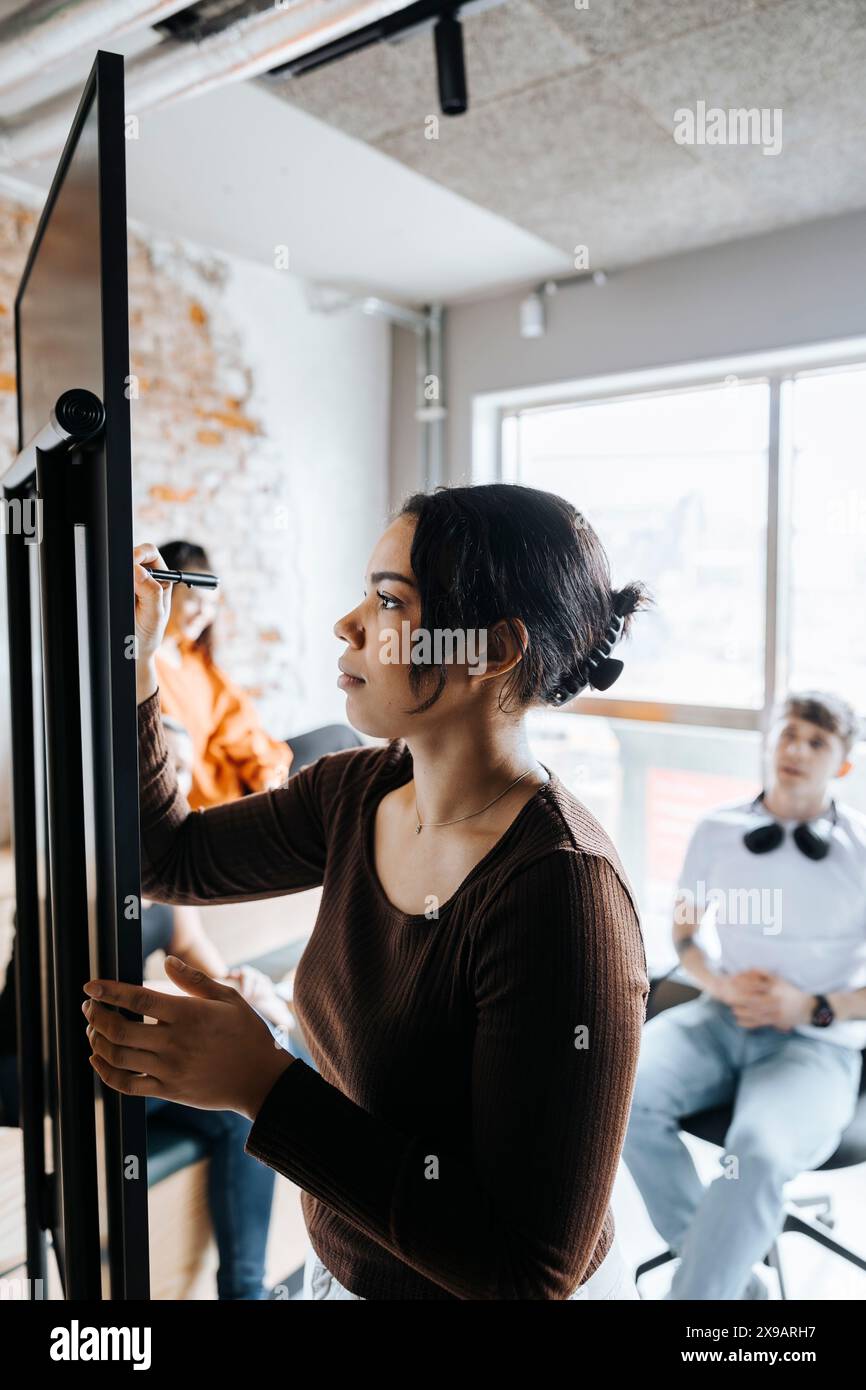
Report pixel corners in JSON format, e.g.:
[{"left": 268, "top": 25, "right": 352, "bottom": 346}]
[{"left": 434, "top": 11, "right": 468, "bottom": 116}]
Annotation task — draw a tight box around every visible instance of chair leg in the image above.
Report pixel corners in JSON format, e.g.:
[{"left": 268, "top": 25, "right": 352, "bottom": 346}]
[
  {"left": 637, "top": 1192, "right": 866, "bottom": 1300},
  {"left": 635, "top": 1246, "right": 676, "bottom": 1295},
  {"left": 781, "top": 1205, "right": 866, "bottom": 1273},
  {"left": 764, "top": 1241, "right": 787, "bottom": 1300},
  {"left": 788, "top": 1192, "right": 833, "bottom": 1226}
]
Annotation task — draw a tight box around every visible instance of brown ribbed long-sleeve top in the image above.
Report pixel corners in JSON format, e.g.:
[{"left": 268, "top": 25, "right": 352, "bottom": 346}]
[{"left": 138, "top": 688, "right": 649, "bottom": 1300}]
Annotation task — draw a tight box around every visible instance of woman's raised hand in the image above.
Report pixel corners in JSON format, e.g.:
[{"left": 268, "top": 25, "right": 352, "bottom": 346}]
[{"left": 133, "top": 541, "right": 173, "bottom": 701}]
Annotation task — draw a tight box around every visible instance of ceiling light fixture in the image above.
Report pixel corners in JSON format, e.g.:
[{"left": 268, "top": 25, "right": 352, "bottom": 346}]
[
  {"left": 519, "top": 290, "right": 545, "bottom": 339},
  {"left": 434, "top": 9, "right": 467, "bottom": 115},
  {"left": 518, "top": 269, "right": 610, "bottom": 338}
]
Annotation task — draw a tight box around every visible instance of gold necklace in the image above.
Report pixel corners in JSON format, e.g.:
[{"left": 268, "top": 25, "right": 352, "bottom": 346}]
[{"left": 414, "top": 765, "right": 542, "bottom": 834}]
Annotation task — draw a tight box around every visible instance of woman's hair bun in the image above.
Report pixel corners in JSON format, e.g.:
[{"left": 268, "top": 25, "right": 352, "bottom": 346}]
[
  {"left": 610, "top": 580, "right": 652, "bottom": 639},
  {"left": 549, "top": 579, "right": 653, "bottom": 705}
]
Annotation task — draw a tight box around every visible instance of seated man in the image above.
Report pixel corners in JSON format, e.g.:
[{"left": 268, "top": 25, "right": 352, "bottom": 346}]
[{"left": 622, "top": 690, "right": 866, "bottom": 1300}]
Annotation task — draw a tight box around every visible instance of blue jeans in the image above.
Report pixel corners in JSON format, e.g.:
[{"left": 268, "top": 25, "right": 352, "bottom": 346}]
[
  {"left": 147, "top": 1097, "right": 276, "bottom": 1300},
  {"left": 1, "top": 1051, "right": 275, "bottom": 1300},
  {"left": 0, "top": 1052, "right": 19, "bottom": 1126},
  {"left": 622, "top": 992, "right": 863, "bottom": 1300},
  {"left": 260, "top": 1015, "right": 317, "bottom": 1071}
]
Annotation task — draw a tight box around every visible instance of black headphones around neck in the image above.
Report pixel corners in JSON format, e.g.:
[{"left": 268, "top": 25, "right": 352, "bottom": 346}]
[{"left": 742, "top": 791, "right": 838, "bottom": 861}]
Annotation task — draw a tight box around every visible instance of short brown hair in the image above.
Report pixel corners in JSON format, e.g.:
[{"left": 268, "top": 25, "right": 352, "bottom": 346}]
[{"left": 772, "top": 690, "right": 862, "bottom": 758}]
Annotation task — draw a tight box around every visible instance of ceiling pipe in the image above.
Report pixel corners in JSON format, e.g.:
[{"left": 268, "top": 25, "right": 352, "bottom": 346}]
[
  {"left": 0, "top": 0, "right": 418, "bottom": 167},
  {"left": 305, "top": 284, "right": 428, "bottom": 332},
  {"left": 361, "top": 295, "right": 430, "bottom": 333},
  {"left": 0, "top": 0, "right": 191, "bottom": 91},
  {"left": 419, "top": 303, "right": 446, "bottom": 488},
  {"left": 305, "top": 285, "right": 446, "bottom": 486},
  {"left": 262, "top": 0, "right": 505, "bottom": 82}
]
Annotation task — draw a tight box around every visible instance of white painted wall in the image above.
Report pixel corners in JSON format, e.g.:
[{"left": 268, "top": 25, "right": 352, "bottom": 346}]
[{"left": 218, "top": 258, "right": 391, "bottom": 736}]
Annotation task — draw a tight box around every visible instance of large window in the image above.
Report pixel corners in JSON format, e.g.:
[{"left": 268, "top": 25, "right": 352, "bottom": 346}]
[
  {"left": 493, "top": 351, "right": 866, "bottom": 971},
  {"left": 787, "top": 365, "right": 866, "bottom": 714},
  {"left": 504, "top": 380, "right": 770, "bottom": 708}
]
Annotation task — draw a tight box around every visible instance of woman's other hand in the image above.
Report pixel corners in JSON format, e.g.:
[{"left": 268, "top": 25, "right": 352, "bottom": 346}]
[
  {"left": 226, "top": 965, "right": 294, "bottom": 1030},
  {"left": 83, "top": 957, "right": 295, "bottom": 1120},
  {"left": 133, "top": 541, "right": 173, "bottom": 703},
  {"left": 262, "top": 766, "right": 289, "bottom": 792}
]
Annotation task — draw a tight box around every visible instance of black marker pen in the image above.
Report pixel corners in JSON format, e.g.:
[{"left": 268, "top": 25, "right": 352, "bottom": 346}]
[{"left": 144, "top": 566, "right": 220, "bottom": 590}]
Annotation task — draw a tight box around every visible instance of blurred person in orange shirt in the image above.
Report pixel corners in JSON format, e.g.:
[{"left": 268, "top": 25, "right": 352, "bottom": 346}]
[{"left": 153, "top": 539, "right": 361, "bottom": 809}]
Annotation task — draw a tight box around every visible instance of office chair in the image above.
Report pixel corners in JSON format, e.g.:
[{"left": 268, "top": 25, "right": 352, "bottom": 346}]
[{"left": 633, "top": 974, "right": 866, "bottom": 1299}]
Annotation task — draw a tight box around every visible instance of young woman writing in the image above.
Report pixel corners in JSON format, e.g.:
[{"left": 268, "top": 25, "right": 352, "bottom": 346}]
[
  {"left": 83, "top": 483, "right": 651, "bottom": 1301},
  {"left": 154, "top": 538, "right": 360, "bottom": 809}
]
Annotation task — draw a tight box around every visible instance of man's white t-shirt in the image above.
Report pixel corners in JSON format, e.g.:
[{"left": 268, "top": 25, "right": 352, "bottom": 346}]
[{"left": 677, "top": 796, "right": 866, "bottom": 1051}]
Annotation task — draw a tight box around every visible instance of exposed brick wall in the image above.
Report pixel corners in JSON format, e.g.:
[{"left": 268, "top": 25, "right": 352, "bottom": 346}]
[
  {"left": 0, "top": 188, "right": 391, "bottom": 844},
  {"left": 0, "top": 198, "right": 36, "bottom": 467},
  {"left": 126, "top": 232, "right": 304, "bottom": 727},
  {"left": 0, "top": 197, "right": 38, "bottom": 846}
]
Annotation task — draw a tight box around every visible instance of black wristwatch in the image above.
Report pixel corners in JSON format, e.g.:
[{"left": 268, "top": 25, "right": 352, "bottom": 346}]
[{"left": 810, "top": 994, "right": 835, "bottom": 1028}]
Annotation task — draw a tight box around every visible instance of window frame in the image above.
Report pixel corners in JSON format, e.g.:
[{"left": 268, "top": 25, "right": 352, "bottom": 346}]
[{"left": 474, "top": 335, "right": 866, "bottom": 733}]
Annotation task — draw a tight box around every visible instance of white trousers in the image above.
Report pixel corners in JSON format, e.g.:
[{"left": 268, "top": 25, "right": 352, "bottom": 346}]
[{"left": 302, "top": 1234, "right": 639, "bottom": 1301}]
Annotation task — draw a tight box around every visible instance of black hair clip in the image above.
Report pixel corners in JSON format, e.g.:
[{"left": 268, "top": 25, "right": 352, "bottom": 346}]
[{"left": 551, "top": 591, "right": 631, "bottom": 705}]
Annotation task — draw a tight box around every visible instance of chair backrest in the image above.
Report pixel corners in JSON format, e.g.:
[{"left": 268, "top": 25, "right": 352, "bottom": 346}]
[{"left": 646, "top": 974, "right": 701, "bottom": 1022}]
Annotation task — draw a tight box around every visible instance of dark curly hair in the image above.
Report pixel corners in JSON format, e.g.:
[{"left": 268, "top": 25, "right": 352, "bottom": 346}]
[
  {"left": 398, "top": 483, "right": 652, "bottom": 714},
  {"left": 158, "top": 539, "right": 216, "bottom": 666}
]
